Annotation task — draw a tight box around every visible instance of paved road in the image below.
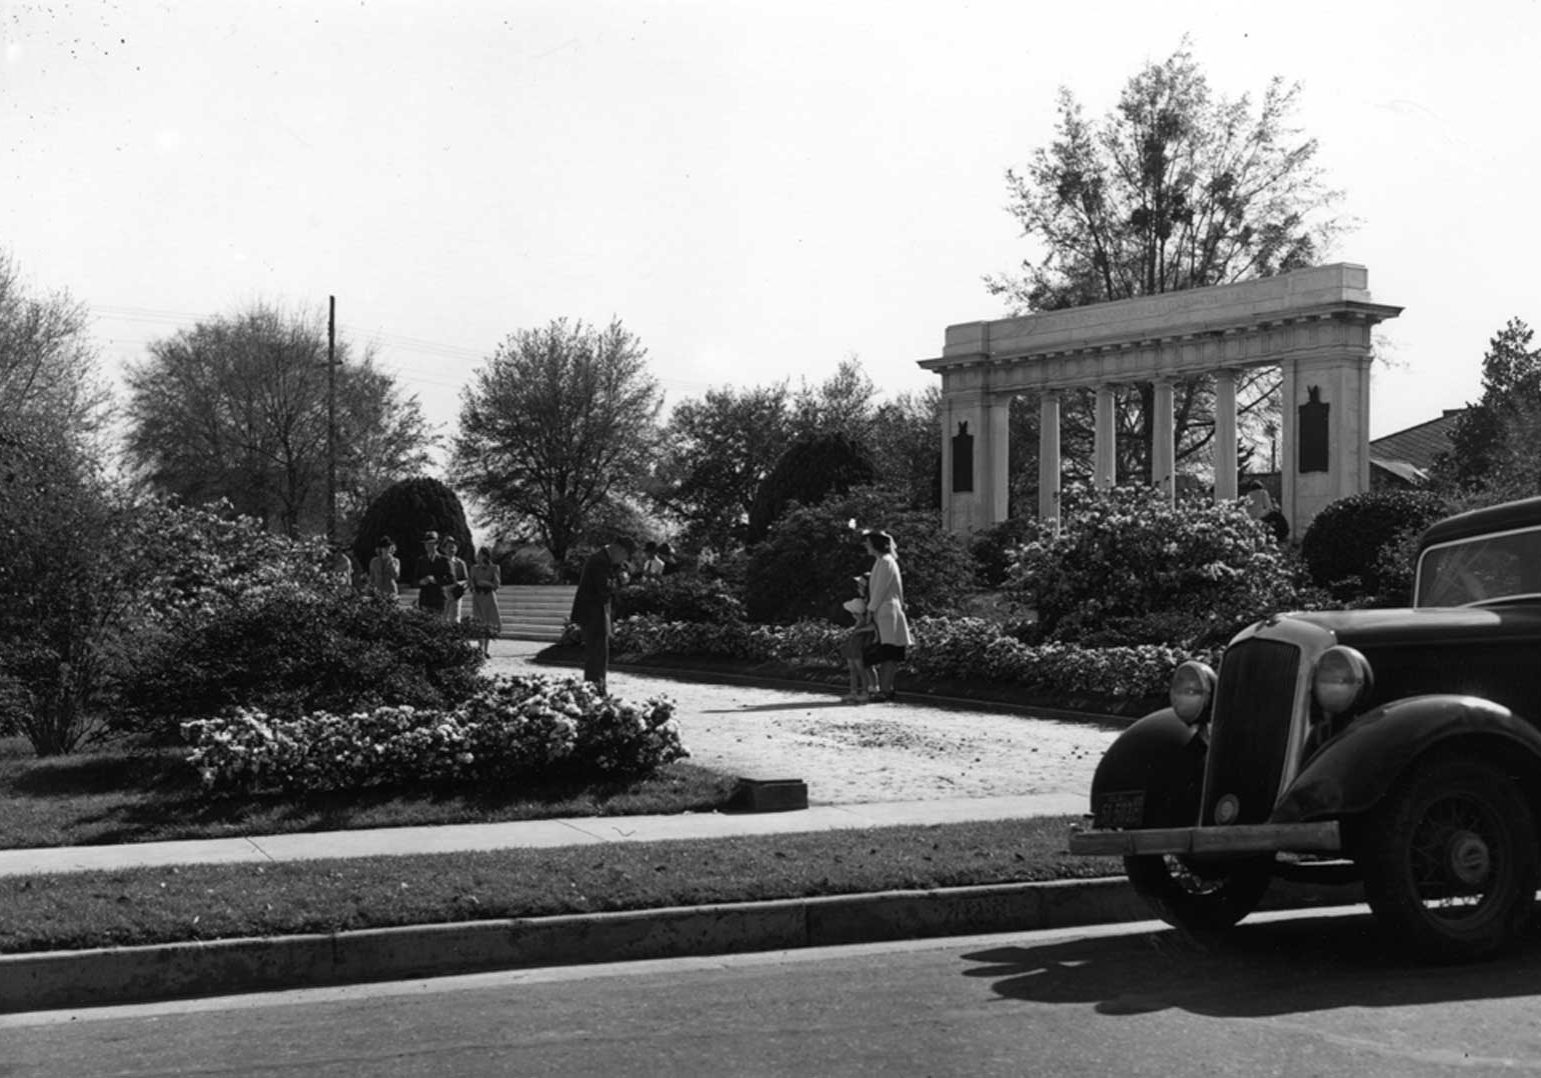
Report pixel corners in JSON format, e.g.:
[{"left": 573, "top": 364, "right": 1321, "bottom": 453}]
[
  {"left": 488, "top": 640, "right": 1123, "bottom": 805},
  {"left": 7, "top": 908, "right": 1539, "bottom": 1077}
]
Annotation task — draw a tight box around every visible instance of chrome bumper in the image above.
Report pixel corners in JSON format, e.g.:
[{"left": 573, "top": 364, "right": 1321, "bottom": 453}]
[{"left": 1068, "top": 820, "right": 1342, "bottom": 856}]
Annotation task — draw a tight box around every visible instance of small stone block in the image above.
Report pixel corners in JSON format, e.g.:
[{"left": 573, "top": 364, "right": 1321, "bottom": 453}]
[{"left": 727, "top": 778, "right": 808, "bottom": 813}]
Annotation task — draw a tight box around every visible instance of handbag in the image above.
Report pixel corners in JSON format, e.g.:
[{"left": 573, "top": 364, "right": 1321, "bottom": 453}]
[
  {"left": 860, "top": 641, "right": 885, "bottom": 667},
  {"left": 450, "top": 583, "right": 467, "bottom": 600}
]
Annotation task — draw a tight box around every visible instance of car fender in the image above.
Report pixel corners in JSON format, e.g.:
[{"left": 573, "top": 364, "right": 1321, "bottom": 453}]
[
  {"left": 1090, "top": 707, "right": 1206, "bottom": 828},
  {"left": 1272, "top": 695, "right": 1541, "bottom": 823}
]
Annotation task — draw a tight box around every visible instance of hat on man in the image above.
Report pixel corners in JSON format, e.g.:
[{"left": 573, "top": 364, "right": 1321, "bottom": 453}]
[{"left": 422, "top": 530, "right": 440, "bottom": 542}]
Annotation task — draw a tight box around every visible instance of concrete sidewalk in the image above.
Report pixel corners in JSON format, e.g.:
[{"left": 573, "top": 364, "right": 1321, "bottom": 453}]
[{"left": 0, "top": 793, "right": 1087, "bottom": 878}]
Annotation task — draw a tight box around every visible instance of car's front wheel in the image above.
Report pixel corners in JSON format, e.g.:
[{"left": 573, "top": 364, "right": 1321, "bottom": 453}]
[
  {"left": 1124, "top": 854, "right": 1272, "bottom": 933},
  {"left": 1358, "top": 757, "right": 1538, "bottom": 962}
]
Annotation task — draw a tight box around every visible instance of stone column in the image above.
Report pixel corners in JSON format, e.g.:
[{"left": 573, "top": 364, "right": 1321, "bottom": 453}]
[
  {"left": 1093, "top": 384, "right": 1117, "bottom": 489},
  {"left": 1286, "top": 315, "right": 1375, "bottom": 536},
  {"left": 938, "top": 381, "right": 1009, "bottom": 533},
  {"left": 987, "top": 396, "right": 1011, "bottom": 524},
  {"left": 1151, "top": 378, "right": 1176, "bottom": 501},
  {"left": 1038, "top": 391, "right": 1061, "bottom": 522},
  {"left": 1214, "top": 369, "right": 1238, "bottom": 502}
]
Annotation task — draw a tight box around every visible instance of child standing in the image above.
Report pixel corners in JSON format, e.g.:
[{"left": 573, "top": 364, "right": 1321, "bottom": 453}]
[{"left": 839, "top": 574, "right": 881, "bottom": 703}]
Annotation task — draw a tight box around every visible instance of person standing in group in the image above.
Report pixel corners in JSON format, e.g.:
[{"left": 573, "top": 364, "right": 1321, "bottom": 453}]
[
  {"left": 468, "top": 546, "right": 502, "bottom": 655},
  {"left": 439, "top": 536, "right": 470, "bottom": 623},
  {"left": 1243, "top": 479, "right": 1274, "bottom": 520},
  {"left": 839, "top": 573, "right": 881, "bottom": 704},
  {"left": 641, "top": 542, "right": 665, "bottom": 578},
  {"left": 367, "top": 536, "right": 400, "bottom": 599},
  {"left": 569, "top": 535, "right": 638, "bottom": 694},
  {"left": 414, "top": 531, "right": 450, "bottom": 616},
  {"left": 656, "top": 542, "right": 678, "bottom": 575},
  {"left": 863, "top": 529, "right": 913, "bottom": 702}
]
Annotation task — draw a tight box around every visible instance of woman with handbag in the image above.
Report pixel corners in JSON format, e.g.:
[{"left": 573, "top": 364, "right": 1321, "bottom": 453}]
[
  {"left": 468, "top": 546, "right": 503, "bottom": 654},
  {"left": 863, "top": 529, "right": 913, "bottom": 702}
]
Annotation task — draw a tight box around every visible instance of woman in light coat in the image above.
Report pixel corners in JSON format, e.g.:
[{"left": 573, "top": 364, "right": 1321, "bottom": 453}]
[{"left": 863, "top": 529, "right": 913, "bottom": 702}]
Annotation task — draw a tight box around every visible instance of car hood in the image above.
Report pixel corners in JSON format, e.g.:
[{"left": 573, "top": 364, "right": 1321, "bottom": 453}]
[{"left": 1279, "top": 604, "right": 1541, "bottom": 648}]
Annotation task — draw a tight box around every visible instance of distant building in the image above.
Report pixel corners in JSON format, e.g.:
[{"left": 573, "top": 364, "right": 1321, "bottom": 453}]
[{"left": 1368, "top": 409, "right": 1466, "bottom": 489}]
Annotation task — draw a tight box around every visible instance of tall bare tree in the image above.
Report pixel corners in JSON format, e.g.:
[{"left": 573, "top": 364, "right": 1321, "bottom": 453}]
[{"left": 0, "top": 252, "right": 111, "bottom": 438}]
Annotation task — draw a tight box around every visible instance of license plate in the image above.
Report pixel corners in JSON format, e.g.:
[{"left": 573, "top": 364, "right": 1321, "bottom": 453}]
[{"left": 1094, "top": 790, "right": 1145, "bottom": 830}]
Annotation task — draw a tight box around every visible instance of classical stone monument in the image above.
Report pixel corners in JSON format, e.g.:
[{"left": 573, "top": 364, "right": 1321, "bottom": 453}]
[{"left": 918, "top": 263, "right": 1402, "bottom": 539}]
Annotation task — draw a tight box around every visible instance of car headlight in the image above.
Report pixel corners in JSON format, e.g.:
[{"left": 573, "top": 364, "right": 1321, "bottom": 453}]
[
  {"left": 1169, "top": 660, "right": 1217, "bottom": 724},
  {"left": 1312, "top": 646, "right": 1373, "bottom": 716}
]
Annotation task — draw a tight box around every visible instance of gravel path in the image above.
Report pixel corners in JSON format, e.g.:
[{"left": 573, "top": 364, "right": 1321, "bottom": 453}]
[{"left": 487, "top": 641, "right": 1123, "bottom": 807}]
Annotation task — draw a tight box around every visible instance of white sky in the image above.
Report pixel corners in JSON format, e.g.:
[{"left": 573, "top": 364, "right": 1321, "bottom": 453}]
[{"left": 4, "top": 0, "right": 1538, "bottom": 453}]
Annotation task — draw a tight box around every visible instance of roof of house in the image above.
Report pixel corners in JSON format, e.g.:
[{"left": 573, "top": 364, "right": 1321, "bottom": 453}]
[{"left": 1370, "top": 409, "right": 1466, "bottom": 474}]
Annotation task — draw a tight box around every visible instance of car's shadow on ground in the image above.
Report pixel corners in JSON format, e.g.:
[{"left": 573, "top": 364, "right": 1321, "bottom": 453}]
[{"left": 961, "top": 910, "right": 1541, "bottom": 1017}]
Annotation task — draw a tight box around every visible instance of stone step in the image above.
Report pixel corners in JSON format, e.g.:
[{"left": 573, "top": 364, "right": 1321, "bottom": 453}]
[{"left": 396, "top": 586, "right": 574, "bottom": 642}]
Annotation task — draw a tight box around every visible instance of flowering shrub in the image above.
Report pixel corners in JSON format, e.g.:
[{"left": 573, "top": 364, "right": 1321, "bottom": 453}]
[
  {"left": 1004, "top": 485, "right": 1311, "bottom": 647},
  {"left": 593, "top": 611, "right": 1206, "bottom": 701},
  {"left": 616, "top": 573, "right": 747, "bottom": 625},
  {"left": 183, "top": 674, "right": 686, "bottom": 794},
  {"left": 609, "top": 615, "right": 783, "bottom": 662},
  {"left": 744, "top": 485, "right": 976, "bottom": 623}
]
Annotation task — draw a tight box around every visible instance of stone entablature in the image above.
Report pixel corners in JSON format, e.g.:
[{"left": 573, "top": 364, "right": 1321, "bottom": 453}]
[{"left": 918, "top": 263, "right": 1403, "bottom": 538}]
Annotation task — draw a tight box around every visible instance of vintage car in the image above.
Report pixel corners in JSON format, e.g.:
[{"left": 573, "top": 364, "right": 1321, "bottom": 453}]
[{"left": 1068, "top": 495, "right": 1541, "bottom": 961}]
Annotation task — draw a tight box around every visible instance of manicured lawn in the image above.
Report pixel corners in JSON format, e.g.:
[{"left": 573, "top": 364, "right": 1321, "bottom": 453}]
[
  {"left": 0, "top": 736, "right": 739, "bottom": 850},
  {"left": 0, "top": 816, "right": 1121, "bottom": 954}
]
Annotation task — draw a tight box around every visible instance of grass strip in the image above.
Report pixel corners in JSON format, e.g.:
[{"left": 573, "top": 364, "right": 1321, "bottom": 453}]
[
  {"left": 0, "top": 817, "right": 1120, "bottom": 955},
  {"left": 0, "top": 737, "right": 738, "bottom": 849}
]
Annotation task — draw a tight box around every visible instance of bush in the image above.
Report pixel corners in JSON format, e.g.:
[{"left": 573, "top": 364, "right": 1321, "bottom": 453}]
[
  {"left": 183, "top": 674, "right": 686, "bottom": 794},
  {"left": 603, "top": 612, "right": 1204, "bottom": 702},
  {"left": 615, "top": 574, "right": 746, "bottom": 624},
  {"left": 1005, "top": 485, "right": 1311, "bottom": 648},
  {"left": 352, "top": 476, "right": 475, "bottom": 583},
  {"left": 743, "top": 484, "right": 976, "bottom": 624},
  {"left": 1300, "top": 490, "right": 1449, "bottom": 600},
  {"left": 497, "top": 545, "right": 559, "bottom": 585},
  {"left": 119, "top": 585, "right": 486, "bottom": 737},
  {"left": 969, "top": 515, "right": 1039, "bottom": 588}
]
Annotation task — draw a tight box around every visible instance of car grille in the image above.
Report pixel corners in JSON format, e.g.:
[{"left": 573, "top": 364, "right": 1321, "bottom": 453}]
[{"left": 1202, "top": 637, "right": 1301, "bottom": 825}]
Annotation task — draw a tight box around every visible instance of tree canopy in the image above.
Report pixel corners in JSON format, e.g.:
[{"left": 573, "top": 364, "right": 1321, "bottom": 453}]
[
  {"left": 453, "top": 317, "right": 662, "bottom": 564},
  {"left": 987, "top": 42, "right": 1344, "bottom": 484},
  {"left": 0, "top": 252, "right": 110, "bottom": 440},
  {"left": 1434, "top": 318, "right": 1541, "bottom": 497},
  {"left": 745, "top": 431, "right": 877, "bottom": 543},
  {"left": 654, "top": 359, "right": 940, "bottom": 551},
  {"left": 122, "top": 304, "right": 434, "bottom": 538}
]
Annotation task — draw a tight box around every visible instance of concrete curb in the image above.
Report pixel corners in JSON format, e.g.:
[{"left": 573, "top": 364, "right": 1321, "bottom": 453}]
[{"left": 0, "top": 875, "right": 1363, "bottom": 1014}]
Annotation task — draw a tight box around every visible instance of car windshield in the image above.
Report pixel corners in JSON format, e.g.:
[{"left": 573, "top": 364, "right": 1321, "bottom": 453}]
[{"left": 1416, "top": 526, "right": 1541, "bottom": 607}]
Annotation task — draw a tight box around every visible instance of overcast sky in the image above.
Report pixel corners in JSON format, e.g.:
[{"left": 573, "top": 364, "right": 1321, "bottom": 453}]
[{"left": 5, "top": 0, "right": 1538, "bottom": 457}]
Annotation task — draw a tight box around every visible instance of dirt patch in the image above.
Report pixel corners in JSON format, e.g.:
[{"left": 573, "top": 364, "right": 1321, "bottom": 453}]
[{"left": 488, "top": 641, "right": 1123, "bottom": 806}]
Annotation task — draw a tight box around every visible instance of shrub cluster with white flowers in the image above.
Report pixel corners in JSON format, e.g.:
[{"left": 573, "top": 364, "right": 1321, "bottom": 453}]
[
  {"left": 183, "top": 674, "right": 686, "bottom": 794},
  {"left": 601, "top": 611, "right": 1203, "bottom": 701}
]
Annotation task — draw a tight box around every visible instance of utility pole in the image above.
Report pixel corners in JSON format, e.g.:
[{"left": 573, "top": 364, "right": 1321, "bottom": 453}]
[{"left": 327, "top": 295, "right": 338, "bottom": 545}]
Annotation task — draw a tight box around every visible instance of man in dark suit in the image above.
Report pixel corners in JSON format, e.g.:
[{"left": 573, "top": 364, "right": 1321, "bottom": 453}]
[
  {"left": 414, "top": 530, "right": 450, "bottom": 614},
  {"left": 569, "top": 535, "right": 637, "bottom": 693}
]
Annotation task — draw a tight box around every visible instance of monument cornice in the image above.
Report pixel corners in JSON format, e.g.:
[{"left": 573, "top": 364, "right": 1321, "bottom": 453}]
[{"left": 918, "top": 264, "right": 1403, "bottom": 380}]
